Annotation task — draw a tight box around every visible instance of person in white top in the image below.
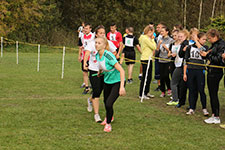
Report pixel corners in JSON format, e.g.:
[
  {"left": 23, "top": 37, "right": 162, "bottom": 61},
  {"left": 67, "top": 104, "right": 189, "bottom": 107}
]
[
  {"left": 83, "top": 25, "right": 117, "bottom": 123},
  {"left": 77, "top": 22, "right": 85, "bottom": 38},
  {"left": 78, "top": 23, "right": 95, "bottom": 94}
]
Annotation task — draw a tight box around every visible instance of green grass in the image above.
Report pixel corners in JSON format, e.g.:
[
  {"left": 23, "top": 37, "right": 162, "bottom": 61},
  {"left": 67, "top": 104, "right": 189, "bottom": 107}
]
[{"left": 0, "top": 47, "right": 225, "bottom": 150}]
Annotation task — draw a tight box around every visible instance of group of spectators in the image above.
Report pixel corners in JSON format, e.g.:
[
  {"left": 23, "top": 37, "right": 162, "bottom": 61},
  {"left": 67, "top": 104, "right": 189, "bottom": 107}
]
[{"left": 77, "top": 21, "right": 225, "bottom": 132}]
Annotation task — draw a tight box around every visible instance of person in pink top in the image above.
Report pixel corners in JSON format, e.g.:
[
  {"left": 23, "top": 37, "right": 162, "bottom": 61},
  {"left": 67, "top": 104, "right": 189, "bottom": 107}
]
[{"left": 107, "top": 23, "right": 123, "bottom": 60}]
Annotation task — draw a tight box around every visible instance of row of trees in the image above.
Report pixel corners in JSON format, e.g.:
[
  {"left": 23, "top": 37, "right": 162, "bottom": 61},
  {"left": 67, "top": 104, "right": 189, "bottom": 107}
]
[{"left": 0, "top": 0, "right": 224, "bottom": 46}]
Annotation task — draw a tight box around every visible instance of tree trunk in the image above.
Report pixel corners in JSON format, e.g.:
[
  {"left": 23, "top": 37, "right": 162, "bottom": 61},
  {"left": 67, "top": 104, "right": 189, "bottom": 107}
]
[
  {"left": 184, "top": 0, "right": 187, "bottom": 29},
  {"left": 211, "top": 0, "right": 217, "bottom": 19},
  {"left": 221, "top": 0, "right": 224, "bottom": 16},
  {"left": 198, "top": 0, "right": 203, "bottom": 29}
]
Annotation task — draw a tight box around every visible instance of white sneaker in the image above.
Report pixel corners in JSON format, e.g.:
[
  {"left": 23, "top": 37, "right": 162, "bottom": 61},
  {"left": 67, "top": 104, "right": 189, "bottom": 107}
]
[
  {"left": 160, "top": 92, "right": 165, "bottom": 98},
  {"left": 186, "top": 109, "right": 195, "bottom": 115},
  {"left": 202, "top": 109, "right": 209, "bottom": 116},
  {"left": 139, "top": 95, "right": 150, "bottom": 99},
  {"left": 147, "top": 93, "right": 155, "bottom": 98},
  {"left": 80, "top": 83, "right": 85, "bottom": 88},
  {"left": 204, "top": 116, "right": 221, "bottom": 124},
  {"left": 87, "top": 98, "right": 92, "bottom": 112},
  {"left": 94, "top": 114, "right": 102, "bottom": 123},
  {"left": 214, "top": 117, "right": 221, "bottom": 124}
]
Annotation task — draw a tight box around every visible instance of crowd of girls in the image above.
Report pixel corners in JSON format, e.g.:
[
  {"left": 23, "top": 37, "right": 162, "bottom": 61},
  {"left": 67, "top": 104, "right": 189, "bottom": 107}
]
[{"left": 78, "top": 22, "right": 225, "bottom": 132}]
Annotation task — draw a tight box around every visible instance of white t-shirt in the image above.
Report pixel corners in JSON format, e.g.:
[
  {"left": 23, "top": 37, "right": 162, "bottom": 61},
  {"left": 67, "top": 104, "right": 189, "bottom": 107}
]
[
  {"left": 172, "top": 44, "right": 183, "bottom": 67},
  {"left": 78, "top": 26, "right": 83, "bottom": 38},
  {"left": 85, "top": 40, "right": 117, "bottom": 71},
  {"left": 80, "top": 32, "right": 95, "bottom": 60}
]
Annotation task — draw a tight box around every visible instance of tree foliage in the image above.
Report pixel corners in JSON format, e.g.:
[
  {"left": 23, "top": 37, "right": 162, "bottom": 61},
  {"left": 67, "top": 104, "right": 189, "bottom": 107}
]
[{"left": 0, "top": 0, "right": 224, "bottom": 46}]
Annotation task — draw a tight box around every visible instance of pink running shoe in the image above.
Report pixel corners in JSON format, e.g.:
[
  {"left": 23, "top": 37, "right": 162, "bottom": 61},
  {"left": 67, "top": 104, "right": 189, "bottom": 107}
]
[
  {"left": 167, "top": 89, "right": 172, "bottom": 96},
  {"left": 100, "top": 117, "right": 114, "bottom": 125},
  {"left": 104, "top": 124, "right": 112, "bottom": 132}
]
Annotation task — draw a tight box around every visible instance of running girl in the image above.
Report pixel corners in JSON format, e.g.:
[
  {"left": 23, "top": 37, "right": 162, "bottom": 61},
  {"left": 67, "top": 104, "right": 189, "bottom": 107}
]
[
  {"left": 95, "top": 37, "right": 126, "bottom": 132},
  {"left": 83, "top": 25, "right": 117, "bottom": 123}
]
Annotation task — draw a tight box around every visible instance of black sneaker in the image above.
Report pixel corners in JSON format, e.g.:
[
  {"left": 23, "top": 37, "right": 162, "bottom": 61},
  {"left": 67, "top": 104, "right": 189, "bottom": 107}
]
[
  {"left": 127, "top": 79, "right": 133, "bottom": 84},
  {"left": 154, "top": 86, "right": 160, "bottom": 91},
  {"left": 130, "top": 78, "right": 133, "bottom": 84},
  {"left": 175, "top": 104, "right": 181, "bottom": 108},
  {"left": 82, "top": 87, "right": 89, "bottom": 94},
  {"left": 138, "top": 75, "right": 142, "bottom": 80}
]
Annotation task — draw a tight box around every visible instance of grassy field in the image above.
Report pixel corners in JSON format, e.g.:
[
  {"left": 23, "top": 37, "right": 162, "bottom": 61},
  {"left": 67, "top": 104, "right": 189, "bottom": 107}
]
[{"left": 0, "top": 45, "right": 225, "bottom": 150}]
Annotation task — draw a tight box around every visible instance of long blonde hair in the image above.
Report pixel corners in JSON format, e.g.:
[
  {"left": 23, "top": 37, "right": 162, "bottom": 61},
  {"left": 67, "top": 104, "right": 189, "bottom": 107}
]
[
  {"left": 179, "top": 29, "right": 189, "bottom": 40},
  {"left": 143, "top": 25, "right": 154, "bottom": 35},
  {"left": 96, "top": 37, "right": 109, "bottom": 51}
]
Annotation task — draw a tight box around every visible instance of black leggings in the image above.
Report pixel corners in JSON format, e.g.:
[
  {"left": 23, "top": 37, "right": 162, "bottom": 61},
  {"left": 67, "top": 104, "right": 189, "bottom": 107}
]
[
  {"left": 104, "top": 82, "right": 122, "bottom": 124},
  {"left": 139, "top": 60, "right": 152, "bottom": 96},
  {"left": 207, "top": 72, "right": 223, "bottom": 117},
  {"left": 159, "top": 62, "right": 171, "bottom": 92},
  {"left": 187, "top": 69, "right": 206, "bottom": 110}
]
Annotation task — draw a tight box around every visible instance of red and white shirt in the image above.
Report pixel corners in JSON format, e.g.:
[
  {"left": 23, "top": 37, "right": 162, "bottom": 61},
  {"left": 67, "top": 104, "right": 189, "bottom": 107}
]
[
  {"left": 80, "top": 32, "right": 95, "bottom": 60},
  {"left": 107, "top": 31, "right": 122, "bottom": 48},
  {"left": 85, "top": 40, "right": 116, "bottom": 71}
]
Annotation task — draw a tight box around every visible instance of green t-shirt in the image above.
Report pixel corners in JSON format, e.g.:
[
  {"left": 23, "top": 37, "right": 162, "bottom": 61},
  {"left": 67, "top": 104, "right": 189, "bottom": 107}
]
[{"left": 96, "top": 50, "right": 121, "bottom": 84}]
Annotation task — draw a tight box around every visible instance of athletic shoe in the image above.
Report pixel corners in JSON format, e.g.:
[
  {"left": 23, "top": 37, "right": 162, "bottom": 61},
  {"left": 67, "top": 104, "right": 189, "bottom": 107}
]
[
  {"left": 82, "top": 87, "right": 89, "bottom": 94},
  {"left": 220, "top": 124, "right": 225, "bottom": 129},
  {"left": 138, "top": 74, "right": 142, "bottom": 80},
  {"left": 175, "top": 103, "right": 182, "bottom": 108},
  {"left": 146, "top": 93, "right": 154, "bottom": 98},
  {"left": 94, "top": 114, "right": 102, "bottom": 123},
  {"left": 204, "top": 116, "right": 215, "bottom": 124},
  {"left": 167, "top": 100, "right": 179, "bottom": 106},
  {"left": 80, "top": 83, "right": 85, "bottom": 88},
  {"left": 127, "top": 79, "right": 133, "bottom": 84},
  {"left": 87, "top": 98, "right": 92, "bottom": 112},
  {"left": 167, "top": 89, "right": 172, "bottom": 96},
  {"left": 101, "top": 117, "right": 114, "bottom": 125},
  {"left": 154, "top": 86, "right": 160, "bottom": 91},
  {"left": 204, "top": 116, "right": 220, "bottom": 124},
  {"left": 104, "top": 124, "right": 112, "bottom": 132},
  {"left": 129, "top": 78, "right": 133, "bottom": 84},
  {"left": 139, "top": 95, "right": 150, "bottom": 100},
  {"left": 186, "top": 109, "right": 195, "bottom": 115},
  {"left": 214, "top": 117, "right": 221, "bottom": 124},
  {"left": 160, "top": 92, "right": 165, "bottom": 98},
  {"left": 202, "top": 109, "right": 209, "bottom": 116}
]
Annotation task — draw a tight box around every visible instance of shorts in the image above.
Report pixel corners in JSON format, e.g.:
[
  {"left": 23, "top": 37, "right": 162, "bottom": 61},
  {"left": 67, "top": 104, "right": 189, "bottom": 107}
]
[
  {"left": 123, "top": 51, "right": 135, "bottom": 65},
  {"left": 89, "top": 70, "right": 104, "bottom": 98},
  {"left": 81, "top": 60, "right": 89, "bottom": 72}
]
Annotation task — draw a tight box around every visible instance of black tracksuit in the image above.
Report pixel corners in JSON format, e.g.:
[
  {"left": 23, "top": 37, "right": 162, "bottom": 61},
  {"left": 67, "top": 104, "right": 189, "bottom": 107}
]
[
  {"left": 184, "top": 44, "right": 208, "bottom": 110},
  {"left": 206, "top": 39, "right": 225, "bottom": 117}
]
